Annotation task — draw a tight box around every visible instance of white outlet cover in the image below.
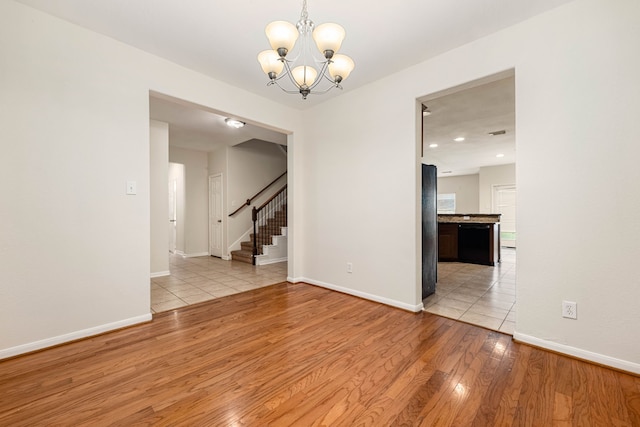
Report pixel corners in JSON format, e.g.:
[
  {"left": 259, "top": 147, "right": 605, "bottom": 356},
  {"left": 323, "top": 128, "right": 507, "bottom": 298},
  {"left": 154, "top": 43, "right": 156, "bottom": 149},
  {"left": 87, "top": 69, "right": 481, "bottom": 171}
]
[
  {"left": 126, "top": 181, "right": 137, "bottom": 195},
  {"left": 562, "top": 300, "right": 577, "bottom": 319}
]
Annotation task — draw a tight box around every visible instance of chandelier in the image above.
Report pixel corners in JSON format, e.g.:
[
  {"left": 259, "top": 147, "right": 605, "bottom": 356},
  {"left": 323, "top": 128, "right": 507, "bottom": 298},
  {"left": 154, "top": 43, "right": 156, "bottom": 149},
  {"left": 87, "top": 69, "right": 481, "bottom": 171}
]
[{"left": 257, "top": 0, "right": 355, "bottom": 100}]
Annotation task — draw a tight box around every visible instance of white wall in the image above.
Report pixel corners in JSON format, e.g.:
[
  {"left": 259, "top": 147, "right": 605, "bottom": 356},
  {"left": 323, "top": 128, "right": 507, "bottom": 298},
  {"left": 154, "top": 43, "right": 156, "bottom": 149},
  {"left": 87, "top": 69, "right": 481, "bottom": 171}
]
[
  {"left": 150, "top": 120, "right": 169, "bottom": 275},
  {"left": 5, "top": 0, "right": 639, "bottom": 374},
  {"left": 0, "top": 1, "right": 302, "bottom": 358},
  {"left": 479, "top": 164, "right": 516, "bottom": 213},
  {"left": 299, "top": 0, "right": 640, "bottom": 373},
  {"left": 169, "top": 147, "right": 209, "bottom": 256},
  {"left": 437, "top": 174, "right": 480, "bottom": 213}
]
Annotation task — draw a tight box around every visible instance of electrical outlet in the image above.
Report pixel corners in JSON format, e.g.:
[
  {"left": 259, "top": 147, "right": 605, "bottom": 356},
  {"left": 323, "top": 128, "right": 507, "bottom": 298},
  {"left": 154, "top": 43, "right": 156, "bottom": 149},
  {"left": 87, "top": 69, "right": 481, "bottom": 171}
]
[
  {"left": 562, "top": 301, "right": 577, "bottom": 319},
  {"left": 346, "top": 262, "right": 353, "bottom": 273}
]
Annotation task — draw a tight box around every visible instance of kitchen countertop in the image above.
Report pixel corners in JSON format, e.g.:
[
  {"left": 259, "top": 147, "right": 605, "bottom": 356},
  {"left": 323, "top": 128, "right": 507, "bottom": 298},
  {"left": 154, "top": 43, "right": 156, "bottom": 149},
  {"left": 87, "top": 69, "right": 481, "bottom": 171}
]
[{"left": 438, "top": 214, "right": 501, "bottom": 224}]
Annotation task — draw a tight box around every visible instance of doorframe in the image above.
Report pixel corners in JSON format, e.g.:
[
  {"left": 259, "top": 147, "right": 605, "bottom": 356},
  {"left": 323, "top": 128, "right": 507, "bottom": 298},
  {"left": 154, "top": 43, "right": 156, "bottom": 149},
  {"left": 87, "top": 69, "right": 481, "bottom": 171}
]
[
  {"left": 169, "top": 178, "right": 177, "bottom": 254},
  {"left": 208, "top": 173, "right": 226, "bottom": 259},
  {"left": 417, "top": 69, "right": 517, "bottom": 306}
]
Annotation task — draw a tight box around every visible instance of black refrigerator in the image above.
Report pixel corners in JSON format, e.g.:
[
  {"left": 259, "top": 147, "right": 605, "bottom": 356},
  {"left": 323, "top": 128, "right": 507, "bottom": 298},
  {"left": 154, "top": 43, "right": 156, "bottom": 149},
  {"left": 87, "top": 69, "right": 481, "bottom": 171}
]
[{"left": 422, "top": 164, "right": 437, "bottom": 299}]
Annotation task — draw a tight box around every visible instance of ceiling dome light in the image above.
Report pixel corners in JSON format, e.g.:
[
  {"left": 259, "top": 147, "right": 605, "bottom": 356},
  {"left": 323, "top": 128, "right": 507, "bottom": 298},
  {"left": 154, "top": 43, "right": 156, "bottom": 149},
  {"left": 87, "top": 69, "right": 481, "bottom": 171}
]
[
  {"left": 225, "top": 118, "right": 245, "bottom": 129},
  {"left": 454, "top": 137, "right": 465, "bottom": 142},
  {"left": 429, "top": 143, "right": 438, "bottom": 148},
  {"left": 496, "top": 153, "right": 505, "bottom": 158},
  {"left": 258, "top": 0, "right": 355, "bottom": 99}
]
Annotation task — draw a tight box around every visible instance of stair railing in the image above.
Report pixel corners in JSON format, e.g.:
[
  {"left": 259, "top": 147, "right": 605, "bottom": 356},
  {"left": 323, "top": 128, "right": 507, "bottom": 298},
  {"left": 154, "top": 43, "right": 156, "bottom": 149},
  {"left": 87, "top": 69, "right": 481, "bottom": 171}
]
[
  {"left": 251, "top": 185, "right": 287, "bottom": 265},
  {"left": 228, "top": 171, "right": 287, "bottom": 217}
]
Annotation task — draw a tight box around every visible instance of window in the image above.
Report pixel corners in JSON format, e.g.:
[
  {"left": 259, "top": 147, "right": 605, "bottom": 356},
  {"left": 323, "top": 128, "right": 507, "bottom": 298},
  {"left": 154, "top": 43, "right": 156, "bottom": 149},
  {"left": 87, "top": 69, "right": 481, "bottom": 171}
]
[{"left": 437, "top": 193, "right": 456, "bottom": 214}]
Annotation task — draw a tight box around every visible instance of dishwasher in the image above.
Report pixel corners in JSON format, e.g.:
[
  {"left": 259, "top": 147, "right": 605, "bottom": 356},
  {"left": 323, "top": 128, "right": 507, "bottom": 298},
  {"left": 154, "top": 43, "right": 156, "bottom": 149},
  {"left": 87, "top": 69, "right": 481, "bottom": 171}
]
[{"left": 458, "top": 223, "right": 492, "bottom": 265}]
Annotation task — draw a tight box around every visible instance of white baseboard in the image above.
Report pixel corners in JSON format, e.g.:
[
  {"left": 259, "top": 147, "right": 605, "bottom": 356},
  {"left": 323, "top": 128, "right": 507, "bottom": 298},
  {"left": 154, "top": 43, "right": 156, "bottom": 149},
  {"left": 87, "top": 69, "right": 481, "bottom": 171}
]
[
  {"left": 0, "top": 313, "right": 152, "bottom": 360},
  {"left": 150, "top": 270, "right": 170, "bottom": 278},
  {"left": 514, "top": 332, "right": 640, "bottom": 375},
  {"left": 298, "top": 277, "right": 423, "bottom": 313},
  {"left": 256, "top": 257, "right": 287, "bottom": 266},
  {"left": 182, "top": 252, "right": 210, "bottom": 258}
]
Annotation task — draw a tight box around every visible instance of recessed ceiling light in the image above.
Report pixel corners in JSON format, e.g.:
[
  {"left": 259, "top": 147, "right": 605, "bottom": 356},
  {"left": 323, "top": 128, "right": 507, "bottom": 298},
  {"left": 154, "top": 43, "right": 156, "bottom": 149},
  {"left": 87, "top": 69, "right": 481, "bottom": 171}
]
[
  {"left": 496, "top": 153, "right": 505, "bottom": 158},
  {"left": 225, "top": 118, "right": 245, "bottom": 129},
  {"left": 429, "top": 143, "right": 438, "bottom": 148},
  {"left": 453, "top": 137, "right": 465, "bottom": 142}
]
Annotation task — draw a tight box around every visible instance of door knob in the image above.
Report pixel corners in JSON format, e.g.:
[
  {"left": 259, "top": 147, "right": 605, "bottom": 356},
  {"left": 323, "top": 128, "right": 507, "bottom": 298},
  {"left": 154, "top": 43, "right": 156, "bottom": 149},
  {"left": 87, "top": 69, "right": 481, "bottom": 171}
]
[{"left": 217, "top": 220, "right": 222, "bottom": 223}]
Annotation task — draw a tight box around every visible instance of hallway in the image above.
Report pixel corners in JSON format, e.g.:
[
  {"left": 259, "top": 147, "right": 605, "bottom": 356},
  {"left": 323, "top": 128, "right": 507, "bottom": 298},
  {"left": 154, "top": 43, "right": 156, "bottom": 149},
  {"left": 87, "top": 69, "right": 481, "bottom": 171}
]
[{"left": 151, "top": 255, "right": 287, "bottom": 313}]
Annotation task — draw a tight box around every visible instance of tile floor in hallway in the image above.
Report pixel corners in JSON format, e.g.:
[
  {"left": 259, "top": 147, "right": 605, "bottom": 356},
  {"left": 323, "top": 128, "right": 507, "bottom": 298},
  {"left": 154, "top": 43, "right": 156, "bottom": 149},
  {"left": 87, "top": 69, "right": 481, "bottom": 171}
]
[
  {"left": 424, "top": 247, "right": 516, "bottom": 335},
  {"left": 151, "top": 254, "right": 288, "bottom": 313}
]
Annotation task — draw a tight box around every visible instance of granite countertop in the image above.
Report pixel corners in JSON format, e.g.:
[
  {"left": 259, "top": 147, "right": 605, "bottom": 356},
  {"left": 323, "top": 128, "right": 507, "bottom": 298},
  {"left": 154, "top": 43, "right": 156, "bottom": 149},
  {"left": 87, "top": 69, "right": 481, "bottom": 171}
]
[{"left": 438, "top": 214, "right": 501, "bottom": 224}]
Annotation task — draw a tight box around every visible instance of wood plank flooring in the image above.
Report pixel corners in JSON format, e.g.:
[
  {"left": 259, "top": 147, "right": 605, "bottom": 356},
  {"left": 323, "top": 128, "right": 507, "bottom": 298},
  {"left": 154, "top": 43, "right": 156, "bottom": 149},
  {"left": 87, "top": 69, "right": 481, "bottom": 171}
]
[{"left": 1, "top": 282, "right": 639, "bottom": 426}]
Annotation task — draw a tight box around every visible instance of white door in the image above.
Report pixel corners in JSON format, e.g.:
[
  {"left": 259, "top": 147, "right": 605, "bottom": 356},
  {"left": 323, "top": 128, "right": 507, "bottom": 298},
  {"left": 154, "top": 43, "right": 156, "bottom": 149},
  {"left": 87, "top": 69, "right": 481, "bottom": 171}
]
[
  {"left": 493, "top": 185, "right": 516, "bottom": 248},
  {"left": 168, "top": 179, "right": 177, "bottom": 253},
  {"left": 209, "top": 174, "right": 223, "bottom": 258}
]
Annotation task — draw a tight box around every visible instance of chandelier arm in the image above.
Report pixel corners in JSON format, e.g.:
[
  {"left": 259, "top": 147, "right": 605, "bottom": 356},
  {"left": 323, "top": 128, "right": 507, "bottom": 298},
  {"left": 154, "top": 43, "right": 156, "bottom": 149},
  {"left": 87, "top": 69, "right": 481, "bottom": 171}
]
[
  {"left": 280, "top": 58, "right": 310, "bottom": 91},
  {"left": 305, "top": 84, "right": 342, "bottom": 95},
  {"left": 306, "top": 60, "right": 331, "bottom": 91},
  {"left": 270, "top": 79, "right": 304, "bottom": 94}
]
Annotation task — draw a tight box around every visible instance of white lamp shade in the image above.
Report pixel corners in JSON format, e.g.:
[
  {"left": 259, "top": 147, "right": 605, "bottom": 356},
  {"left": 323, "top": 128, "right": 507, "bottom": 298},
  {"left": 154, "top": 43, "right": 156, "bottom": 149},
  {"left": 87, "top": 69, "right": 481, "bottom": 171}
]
[
  {"left": 328, "top": 54, "right": 355, "bottom": 81},
  {"left": 291, "top": 65, "right": 318, "bottom": 87},
  {"left": 265, "top": 21, "right": 298, "bottom": 54},
  {"left": 257, "top": 50, "right": 284, "bottom": 75},
  {"left": 312, "top": 23, "right": 345, "bottom": 55}
]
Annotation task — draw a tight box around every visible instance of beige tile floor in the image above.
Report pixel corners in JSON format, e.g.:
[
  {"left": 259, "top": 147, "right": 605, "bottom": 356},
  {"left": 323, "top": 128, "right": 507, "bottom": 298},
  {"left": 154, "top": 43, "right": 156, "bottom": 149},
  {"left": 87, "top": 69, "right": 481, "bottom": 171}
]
[
  {"left": 424, "top": 247, "right": 516, "bottom": 335},
  {"left": 151, "top": 254, "right": 288, "bottom": 313}
]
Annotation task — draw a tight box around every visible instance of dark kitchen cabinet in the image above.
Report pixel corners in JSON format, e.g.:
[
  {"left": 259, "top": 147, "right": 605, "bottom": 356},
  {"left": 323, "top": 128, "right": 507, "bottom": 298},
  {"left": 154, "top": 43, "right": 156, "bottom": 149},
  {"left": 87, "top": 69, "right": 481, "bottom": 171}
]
[
  {"left": 438, "top": 223, "right": 458, "bottom": 261},
  {"left": 437, "top": 222, "right": 501, "bottom": 266}
]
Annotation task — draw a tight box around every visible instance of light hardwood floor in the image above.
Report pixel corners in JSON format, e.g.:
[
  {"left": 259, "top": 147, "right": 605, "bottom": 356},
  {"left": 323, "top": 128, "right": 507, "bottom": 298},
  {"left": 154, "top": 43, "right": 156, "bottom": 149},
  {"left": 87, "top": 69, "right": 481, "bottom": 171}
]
[{"left": 1, "top": 282, "right": 638, "bottom": 426}]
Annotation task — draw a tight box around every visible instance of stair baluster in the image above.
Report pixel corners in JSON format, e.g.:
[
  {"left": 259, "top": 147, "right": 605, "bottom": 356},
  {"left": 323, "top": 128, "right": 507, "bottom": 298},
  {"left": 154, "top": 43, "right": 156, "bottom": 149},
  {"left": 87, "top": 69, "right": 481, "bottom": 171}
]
[{"left": 251, "top": 185, "right": 287, "bottom": 265}]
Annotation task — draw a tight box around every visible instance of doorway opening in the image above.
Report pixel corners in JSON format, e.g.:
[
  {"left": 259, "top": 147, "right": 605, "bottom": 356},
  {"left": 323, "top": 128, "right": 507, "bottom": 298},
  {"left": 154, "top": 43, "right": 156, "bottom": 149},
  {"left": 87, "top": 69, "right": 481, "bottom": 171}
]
[
  {"left": 419, "top": 70, "right": 517, "bottom": 334},
  {"left": 148, "top": 91, "right": 291, "bottom": 313},
  {"left": 209, "top": 173, "right": 223, "bottom": 258},
  {"left": 168, "top": 162, "right": 185, "bottom": 255},
  {"left": 493, "top": 184, "right": 516, "bottom": 248}
]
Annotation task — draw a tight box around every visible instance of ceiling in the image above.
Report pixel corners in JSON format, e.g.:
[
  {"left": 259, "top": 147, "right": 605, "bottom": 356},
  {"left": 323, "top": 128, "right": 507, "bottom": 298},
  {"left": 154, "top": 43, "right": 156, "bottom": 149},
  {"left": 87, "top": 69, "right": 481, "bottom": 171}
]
[
  {"left": 423, "top": 75, "right": 515, "bottom": 177},
  {"left": 17, "top": 0, "right": 573, "bottom": 109},
  {"left": 149, "top": 94, "right": 287, "bottom": 153},
  {"left": 16, "top": 0, "right": 563, "bottom": 160}
]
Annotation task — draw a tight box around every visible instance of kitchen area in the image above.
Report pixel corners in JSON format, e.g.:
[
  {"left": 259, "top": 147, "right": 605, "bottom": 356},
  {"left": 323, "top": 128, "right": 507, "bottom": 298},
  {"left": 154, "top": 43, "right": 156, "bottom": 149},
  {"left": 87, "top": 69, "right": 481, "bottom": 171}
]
[
  {"left": 420, "top": 72, "right": 517, "bottom": 334},
  {"left": 437, "top": 213, "right": 501, "bottom": 266}
]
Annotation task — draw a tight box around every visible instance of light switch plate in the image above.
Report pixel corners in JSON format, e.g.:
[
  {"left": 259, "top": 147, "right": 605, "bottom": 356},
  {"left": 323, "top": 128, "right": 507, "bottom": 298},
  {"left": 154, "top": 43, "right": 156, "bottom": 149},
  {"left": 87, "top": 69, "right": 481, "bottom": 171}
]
[{"left": 126, "top": 181, "right": 137, "bottom": 195}]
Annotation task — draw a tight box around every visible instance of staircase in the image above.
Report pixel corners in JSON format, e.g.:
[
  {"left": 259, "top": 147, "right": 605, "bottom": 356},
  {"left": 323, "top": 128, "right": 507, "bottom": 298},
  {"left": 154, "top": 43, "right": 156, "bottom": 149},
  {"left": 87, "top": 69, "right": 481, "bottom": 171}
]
[{"left": 231, "top": 204, "right": 287, "bottom": 265}]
